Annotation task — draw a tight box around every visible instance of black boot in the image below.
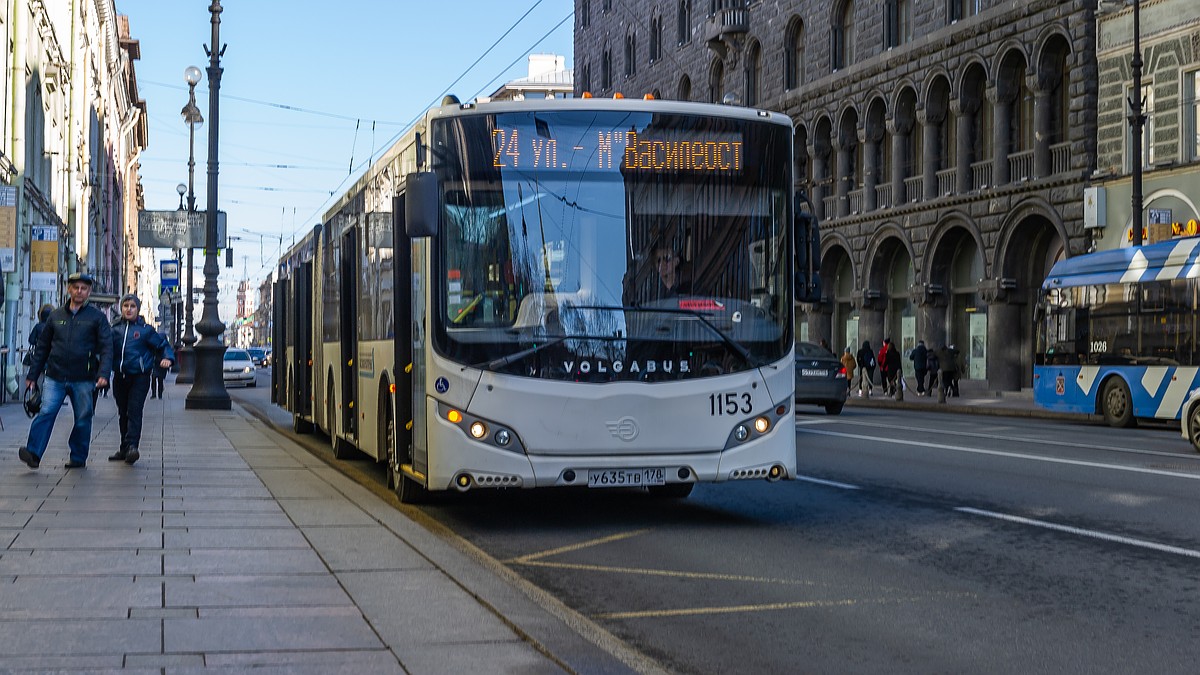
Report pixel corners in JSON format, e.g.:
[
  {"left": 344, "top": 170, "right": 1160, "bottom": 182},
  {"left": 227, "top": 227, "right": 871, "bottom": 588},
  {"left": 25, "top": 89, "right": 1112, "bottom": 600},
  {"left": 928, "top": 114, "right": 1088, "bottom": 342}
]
[
  {"left": 109, "top": 444, "right": 128, "bottom": 461},
  {"left": 124, "top": 446, "right": 140, "bottom": 465}
]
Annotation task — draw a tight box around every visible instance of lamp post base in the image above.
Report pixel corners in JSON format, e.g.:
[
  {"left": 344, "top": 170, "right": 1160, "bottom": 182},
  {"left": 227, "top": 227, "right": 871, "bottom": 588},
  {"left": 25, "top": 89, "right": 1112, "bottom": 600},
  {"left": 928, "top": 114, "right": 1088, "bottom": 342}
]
[
  {"left": 175, "top": 346, "right": 196, "bottom": 384},
  {"left": 185, "top": 342, "right": 230, "bottom": 410}
]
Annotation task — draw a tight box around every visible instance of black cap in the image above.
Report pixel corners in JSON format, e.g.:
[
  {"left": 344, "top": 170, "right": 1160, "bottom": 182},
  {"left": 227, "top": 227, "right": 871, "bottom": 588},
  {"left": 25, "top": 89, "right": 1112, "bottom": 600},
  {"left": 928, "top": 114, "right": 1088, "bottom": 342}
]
[{"left": 67, "top": 273, "right": 94, "bottom": 286}]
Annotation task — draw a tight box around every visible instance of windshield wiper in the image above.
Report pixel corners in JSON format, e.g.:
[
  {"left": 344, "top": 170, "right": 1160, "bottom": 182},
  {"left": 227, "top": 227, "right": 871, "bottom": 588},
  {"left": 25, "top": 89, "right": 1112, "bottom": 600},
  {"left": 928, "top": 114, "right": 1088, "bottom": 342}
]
[
  {"left": 572, "top": 305, "right": 763, "bottom": 369},
  {"left": 468, "top": 335, "right": 571, "bottom": 371}
]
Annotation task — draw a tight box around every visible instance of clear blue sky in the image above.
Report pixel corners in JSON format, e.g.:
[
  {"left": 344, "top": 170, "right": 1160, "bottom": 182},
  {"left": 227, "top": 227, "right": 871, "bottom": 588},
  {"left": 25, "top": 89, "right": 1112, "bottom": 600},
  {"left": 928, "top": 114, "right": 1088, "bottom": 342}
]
[{"left": 116, "top": 0, "right": 574, "bottom": 316}]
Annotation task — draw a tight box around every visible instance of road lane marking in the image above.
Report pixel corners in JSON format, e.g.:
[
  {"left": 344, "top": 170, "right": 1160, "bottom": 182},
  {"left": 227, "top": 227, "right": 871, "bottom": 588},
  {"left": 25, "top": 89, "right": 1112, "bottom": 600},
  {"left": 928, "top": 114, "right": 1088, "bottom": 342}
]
[
  {"left": 795, "top": 474, "right": 860, "bottom": 490},
  {"left": 799, "top": 428, "right": 1200, "bottom": 481},
  {"left": 593, "top": 593, "right": 975, "bottom": 621},
  {"left": 955, "top": 507, "right": 1200, "bottom": 559},
  {"left": 815, "top": 418, "right": 1200, "bottom": 461},
  {"left": 507, "top": 529, "right": 651, "bottom": 564},
  {"left": 516, "top": 559, "right": 818, "bottom": 585}
]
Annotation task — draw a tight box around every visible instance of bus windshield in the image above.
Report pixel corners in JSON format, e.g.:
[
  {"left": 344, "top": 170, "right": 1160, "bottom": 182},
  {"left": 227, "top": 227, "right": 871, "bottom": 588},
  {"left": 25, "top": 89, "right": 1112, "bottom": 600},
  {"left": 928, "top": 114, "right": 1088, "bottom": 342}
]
[{"left": 428, "top": 109, "right": 793, "bottom": 381}]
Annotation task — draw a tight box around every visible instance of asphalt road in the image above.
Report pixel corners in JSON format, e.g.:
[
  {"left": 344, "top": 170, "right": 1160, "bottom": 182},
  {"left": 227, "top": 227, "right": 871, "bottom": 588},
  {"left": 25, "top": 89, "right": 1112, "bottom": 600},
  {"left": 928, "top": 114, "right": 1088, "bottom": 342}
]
[{"left": 235, "top": 373, "right": 1200, "bottom": 674}]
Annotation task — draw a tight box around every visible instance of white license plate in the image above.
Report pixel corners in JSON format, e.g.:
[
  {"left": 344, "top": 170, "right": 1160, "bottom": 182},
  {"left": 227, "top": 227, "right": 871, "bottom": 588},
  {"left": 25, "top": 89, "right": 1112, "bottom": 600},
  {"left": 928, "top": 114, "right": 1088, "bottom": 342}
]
[
  {"left": 801, "top": 369, "right": 828, "bottom": 377},
  {"left": 587, "top": 468, "right": 666, "bottom": 488}
]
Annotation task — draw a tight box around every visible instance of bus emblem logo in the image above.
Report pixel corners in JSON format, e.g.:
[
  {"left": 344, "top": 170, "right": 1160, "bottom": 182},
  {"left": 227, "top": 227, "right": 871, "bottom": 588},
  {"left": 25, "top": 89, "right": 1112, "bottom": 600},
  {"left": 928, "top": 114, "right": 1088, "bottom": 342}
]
[
  {"left": 1055, "top": 375, "right": 1065, "bottom": 396},
  {"left": 435, "top": 377, "right": 449, "bottom": 394},
  {"left": 605, "top": 416, "right": 639, "bottom": 442}
]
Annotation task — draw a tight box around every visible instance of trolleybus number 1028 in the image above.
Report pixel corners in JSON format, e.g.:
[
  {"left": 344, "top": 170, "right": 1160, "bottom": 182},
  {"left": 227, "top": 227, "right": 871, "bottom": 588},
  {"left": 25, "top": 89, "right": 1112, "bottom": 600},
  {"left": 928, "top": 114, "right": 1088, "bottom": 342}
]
[{"left": 710, "top": 392, "right": 753, "bottom": 416}]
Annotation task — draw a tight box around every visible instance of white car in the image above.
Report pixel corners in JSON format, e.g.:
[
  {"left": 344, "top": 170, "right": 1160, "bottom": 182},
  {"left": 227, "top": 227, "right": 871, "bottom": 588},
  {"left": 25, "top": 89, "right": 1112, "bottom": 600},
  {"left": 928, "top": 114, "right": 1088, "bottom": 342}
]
[
  {"left": 1181, "top": 388, "right": 1200, "bottom": 452},
  {"left": 223, "top": 348, "right": 257, "bottom": 387}
]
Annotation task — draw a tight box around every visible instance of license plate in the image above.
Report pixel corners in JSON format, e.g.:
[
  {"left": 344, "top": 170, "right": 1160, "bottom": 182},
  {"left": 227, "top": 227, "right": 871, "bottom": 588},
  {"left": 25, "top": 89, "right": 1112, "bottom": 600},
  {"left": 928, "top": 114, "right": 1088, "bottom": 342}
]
[
  {"left": 801, "top": 369, "right": 828, "bottom": 377},
  {"left": 588, "top": 468, "right": 666, "bottom": 488}
]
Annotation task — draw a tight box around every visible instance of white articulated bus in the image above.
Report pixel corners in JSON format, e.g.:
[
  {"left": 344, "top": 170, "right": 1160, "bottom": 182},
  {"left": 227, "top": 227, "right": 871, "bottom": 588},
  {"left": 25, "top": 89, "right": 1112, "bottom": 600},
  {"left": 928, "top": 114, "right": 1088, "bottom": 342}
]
[{"left": 274, "top": 95, "right": 820, "bottom": 502}]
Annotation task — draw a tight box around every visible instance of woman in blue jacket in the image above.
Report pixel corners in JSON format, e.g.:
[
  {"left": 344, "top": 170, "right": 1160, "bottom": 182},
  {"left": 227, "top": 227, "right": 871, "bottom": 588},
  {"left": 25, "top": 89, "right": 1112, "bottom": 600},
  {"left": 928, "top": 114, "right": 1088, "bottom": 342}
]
[{"left": 109, "top": 294, "right": 174, "bottom": 465}]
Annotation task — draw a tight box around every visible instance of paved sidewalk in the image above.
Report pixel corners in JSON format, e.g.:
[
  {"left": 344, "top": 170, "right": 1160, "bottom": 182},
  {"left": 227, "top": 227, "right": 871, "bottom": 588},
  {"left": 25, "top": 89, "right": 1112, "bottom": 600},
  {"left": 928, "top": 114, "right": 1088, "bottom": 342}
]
[
  {"left": 0, "top": 378, "right": 652, "bottom": 674},
  {"left": 841, "top": 377, "right": 1101, "bottom": 423}
]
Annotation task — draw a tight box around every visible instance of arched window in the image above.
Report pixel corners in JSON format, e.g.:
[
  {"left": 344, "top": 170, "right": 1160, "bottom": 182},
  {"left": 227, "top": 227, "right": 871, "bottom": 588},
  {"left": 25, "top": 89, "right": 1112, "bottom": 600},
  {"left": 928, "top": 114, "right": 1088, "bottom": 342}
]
[
  {"left": 885, "top": 0, "right": 912, "bottom": 48},
  {"left": 601, "top": 49, "right": 612, "bottom": 90},
  {"left": 785, "top": 18, "right": 805, "bottom": 90},
  {"left": 679, "top": 74, "right": 692, "bottom": 101},
  {"left": 745, "top": 41, "right": 761, "bottom": 107},
  {"left": 581, "top": 0, "right": 590, "bottom": 28},
  {"left": 832, "top": 1, "right": 856, "bottom": 70},
  {"left": 677, "top": 0, "right": 692, "bottom": 45},
  {"left": 709, "top": 59, "right": 724, "bottom": 104},
  {"left": 625, "top": 33, "right": 637, "bottom": 78},
  {"left": 650, "top": 15, "right": 663, "bottom": 63}
]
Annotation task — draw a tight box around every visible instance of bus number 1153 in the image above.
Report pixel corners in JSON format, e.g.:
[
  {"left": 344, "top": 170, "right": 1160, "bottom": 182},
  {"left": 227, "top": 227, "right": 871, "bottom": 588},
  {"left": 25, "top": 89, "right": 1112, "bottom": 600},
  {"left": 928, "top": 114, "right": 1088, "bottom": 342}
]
[{"left": 710, "top": 392, "right": 752, "bottom": 416}]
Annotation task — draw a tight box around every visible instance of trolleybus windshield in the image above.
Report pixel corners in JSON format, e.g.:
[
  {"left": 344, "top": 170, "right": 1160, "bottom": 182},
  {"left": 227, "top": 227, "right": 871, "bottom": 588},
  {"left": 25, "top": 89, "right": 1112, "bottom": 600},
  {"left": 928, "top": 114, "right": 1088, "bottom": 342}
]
[{"left": 429, "top": 109, "right": 792, "bottom": 382}]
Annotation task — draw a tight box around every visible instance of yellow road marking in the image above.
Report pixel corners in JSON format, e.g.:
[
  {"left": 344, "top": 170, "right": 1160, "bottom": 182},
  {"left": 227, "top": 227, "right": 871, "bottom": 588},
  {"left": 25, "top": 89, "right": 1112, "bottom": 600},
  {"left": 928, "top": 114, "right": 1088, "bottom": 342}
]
[
  {"left": 594, "top": 593, "right": 975, "bottom": 621},
  {"left": 517, "top": 558, "right": 817, "bottom": 586},
  {"left": 506, "top": 529, "right": 652, "bottom": 564}
]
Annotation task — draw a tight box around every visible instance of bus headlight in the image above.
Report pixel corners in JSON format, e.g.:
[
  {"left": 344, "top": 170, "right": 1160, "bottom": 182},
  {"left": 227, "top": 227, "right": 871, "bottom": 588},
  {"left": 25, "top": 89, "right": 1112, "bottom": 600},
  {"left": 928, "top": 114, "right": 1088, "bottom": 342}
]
[
  {"left": 753, "top": 416, "right": 770, "bottom": 434},
  {"left": 734, "top": 425, "right": 750, "bottom": 442},
  {"left": 437, "top": 403, "right": 525, "bottom": 454}
]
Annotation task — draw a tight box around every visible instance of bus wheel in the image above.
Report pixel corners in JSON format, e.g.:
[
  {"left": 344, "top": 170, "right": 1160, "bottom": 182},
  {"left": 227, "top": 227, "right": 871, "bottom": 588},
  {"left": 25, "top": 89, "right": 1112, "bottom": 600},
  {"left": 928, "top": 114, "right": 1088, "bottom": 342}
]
[
  {"left": 329, "top": 382, "right": 353, "bottom": 459},
  {"left": 1101, "top": 378, "right": 1137, "bottom": 428},
  {"left": 381, "top": 398, "right": 396, "bottom": 490},
  {"left": 1189, "top": 406, "right": 1200, "bottom": 453},
  {"left": 396, "top": 461, "right": 430, "bottom": 504},
  {"left": 648, "top": 483, "right": 694, "bottom": 499}
]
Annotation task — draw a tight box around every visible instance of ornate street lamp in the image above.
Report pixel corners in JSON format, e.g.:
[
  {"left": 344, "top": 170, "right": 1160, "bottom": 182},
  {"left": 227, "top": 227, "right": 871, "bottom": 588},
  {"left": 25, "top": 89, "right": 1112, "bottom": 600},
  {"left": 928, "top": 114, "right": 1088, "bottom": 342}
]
[
  {"left": 176, "top": 66, "right": 203, "bottom": 384},
  {"left": 1127, "top": 0, "right": 1145, "bottom": 246},
  {"left": 187, "top": 0, "right": 231, "bottom": 409}
]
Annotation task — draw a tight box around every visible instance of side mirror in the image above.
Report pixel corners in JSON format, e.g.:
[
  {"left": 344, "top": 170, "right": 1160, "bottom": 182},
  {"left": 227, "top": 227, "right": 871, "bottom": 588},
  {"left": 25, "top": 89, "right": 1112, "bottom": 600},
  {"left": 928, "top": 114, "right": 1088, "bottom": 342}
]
[
  {"left": 794, "top": 193, "right": 822, "bottom": 303},
  {"left": 404, "top": 172, "right": 439, "bottom": 238}
]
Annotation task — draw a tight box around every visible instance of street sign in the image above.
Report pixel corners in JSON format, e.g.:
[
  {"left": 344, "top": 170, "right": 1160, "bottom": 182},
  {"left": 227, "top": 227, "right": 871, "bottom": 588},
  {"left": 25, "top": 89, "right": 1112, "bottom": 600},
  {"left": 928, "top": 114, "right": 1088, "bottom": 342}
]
[
  {"left": 137, "top": 210, "right": 227, "bottom": 249},
  {"left": 160, "top": 259, "right": 180, "bottom": 288}
]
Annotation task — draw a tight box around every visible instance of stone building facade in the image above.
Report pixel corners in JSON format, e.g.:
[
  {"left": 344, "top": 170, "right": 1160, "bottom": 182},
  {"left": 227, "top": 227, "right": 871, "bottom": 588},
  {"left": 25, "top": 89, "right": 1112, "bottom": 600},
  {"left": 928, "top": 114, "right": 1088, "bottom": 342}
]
[
  {"left": 574, "top": 0, "right": 1102, "bottom": 391},
  {"left": 1090, "top": 0, "right": 1200, "bottom": 252},
  {"left": 0, "top": 0, "right": 147, "bottom": 390}
]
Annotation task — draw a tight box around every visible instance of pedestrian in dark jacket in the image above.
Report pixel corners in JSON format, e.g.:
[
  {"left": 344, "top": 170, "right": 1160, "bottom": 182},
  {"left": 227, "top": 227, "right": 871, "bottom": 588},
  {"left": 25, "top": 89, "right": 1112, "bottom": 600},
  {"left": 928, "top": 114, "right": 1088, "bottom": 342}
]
[
  {"left": 108, "top": 293, "right": 174, "bottom": 465},
  {"left": 910, "top": 340, "right": 929, "bottom": 395},
  {"left": 25, "top": 303, "right": 54, "bottom": 370},
  {"left": 884, "top": 338, "right": 903, "bottom": 396},
  {"left": 855, "top": 341, "right": 876, "bottom": 397},
  {"left": 150, "top": 342, "right": 168, "bottom": 399},
  {"left": 18, "top": 273, "right": 113, "bottom": 470},
  {"left": 935, "top": 344, "right": 959, "bottom": 398}
]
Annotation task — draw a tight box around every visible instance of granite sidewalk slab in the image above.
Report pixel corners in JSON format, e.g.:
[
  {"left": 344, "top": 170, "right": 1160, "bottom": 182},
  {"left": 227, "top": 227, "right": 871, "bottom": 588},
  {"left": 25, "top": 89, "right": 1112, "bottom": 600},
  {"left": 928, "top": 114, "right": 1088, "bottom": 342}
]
[{"left": 0, "top": 377, "right": 649, "bottom": 673}]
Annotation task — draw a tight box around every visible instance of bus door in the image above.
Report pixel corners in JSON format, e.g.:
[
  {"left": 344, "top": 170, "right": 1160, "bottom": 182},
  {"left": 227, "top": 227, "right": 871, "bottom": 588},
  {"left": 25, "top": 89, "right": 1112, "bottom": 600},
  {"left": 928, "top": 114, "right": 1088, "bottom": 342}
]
[
  {"left": 393, "top": 192, "right": 428, "bottom": 483},
  {"left": 393, "top": 194, "right": 415, "bottom": 475},
  {"left": 295, "top": 260, "right": 314, "bottom": 419},
  {"left": 339, "top": 228, "right": 359, "bottom": 442},
  {"left": 271, "top": 278, "right": 286, "bottom": 404}
]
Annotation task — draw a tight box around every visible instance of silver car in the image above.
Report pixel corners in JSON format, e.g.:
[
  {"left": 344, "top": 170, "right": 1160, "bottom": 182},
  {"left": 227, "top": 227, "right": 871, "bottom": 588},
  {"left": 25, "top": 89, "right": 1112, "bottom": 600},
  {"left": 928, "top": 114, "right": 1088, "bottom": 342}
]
[{"left": 223, "top": 348, "right": 257, "bottom": 387}]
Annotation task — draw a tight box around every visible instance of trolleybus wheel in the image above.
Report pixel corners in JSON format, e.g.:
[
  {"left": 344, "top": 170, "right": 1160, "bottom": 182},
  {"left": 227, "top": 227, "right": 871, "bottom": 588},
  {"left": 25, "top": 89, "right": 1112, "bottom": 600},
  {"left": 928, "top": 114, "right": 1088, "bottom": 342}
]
[
  {"left": 328, "top": 381, "right": 354, "bottom": 459},
  {"left": 381, "top": 396, "right": 396, "bottom": 490},
  {"left": 824, "top": 401, "right": 844, "bottom": 415},
  {"left": 648, "top": 483, "right": 694, "bottom": 499},
  {"left": 1188, "top": 405, "right": 1200, "bottom": 453},
  {"left": 1101, "top": 378, "right": 1136, "bottom": 428}
]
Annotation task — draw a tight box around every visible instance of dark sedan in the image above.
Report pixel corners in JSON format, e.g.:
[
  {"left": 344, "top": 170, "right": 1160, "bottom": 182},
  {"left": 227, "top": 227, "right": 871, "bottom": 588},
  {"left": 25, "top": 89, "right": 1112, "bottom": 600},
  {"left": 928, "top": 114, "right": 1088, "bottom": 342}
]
[{"left": 795, "top": 341, "right": 849, "bottom": 414}]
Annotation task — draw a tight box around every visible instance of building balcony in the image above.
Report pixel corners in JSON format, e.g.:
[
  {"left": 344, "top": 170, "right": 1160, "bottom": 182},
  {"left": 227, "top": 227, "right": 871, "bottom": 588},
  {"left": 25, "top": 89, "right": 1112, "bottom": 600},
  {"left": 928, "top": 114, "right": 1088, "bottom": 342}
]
[
  {"left": 971, "top": 160, "right": 992, "bottom": 190},
  {"left": 1051, "top": 142, "right": 1071, "bottom": 175},
  {"left": 936, "top": 168, "right": 956, "bottom": 196},
  {"left": 1009, "top": 149, "right": 1035, "bottom": 182},
  {"left": 875, "top": 183, "right": 893, "bottom": 209},
  {"left": 903, "top": 176, "right": 923, "bottom": 203},
  {"left": 704, "top": 2, "right": 749, "bottom": 44}
]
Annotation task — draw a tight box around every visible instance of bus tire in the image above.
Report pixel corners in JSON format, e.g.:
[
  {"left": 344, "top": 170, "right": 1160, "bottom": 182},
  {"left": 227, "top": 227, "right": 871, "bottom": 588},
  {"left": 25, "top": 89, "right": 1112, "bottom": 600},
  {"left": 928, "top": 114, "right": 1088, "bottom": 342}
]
[
  {"left": 381, "top": 394, "right": 396, "bottom": 490},
  {"left": 824, "top": 401, "right": 844, "bottom": 415},
  {"left": 397, "top": 466, "right": 430, "bottom": 504},
  {"left": 329, "top": 381, "right": 354, "bottom": 459},
  {"left": 648, "top": 483, "right": 694, "bottom": 499},
  {"left": 1189, "top": 405, "right": 1200, "bottom": 453},
  {"left": 292, "top": 414, "right": 313, "bottom": 434},
  {"left": 1101, "top": 378, "right": 1137, "bottom": 428}
]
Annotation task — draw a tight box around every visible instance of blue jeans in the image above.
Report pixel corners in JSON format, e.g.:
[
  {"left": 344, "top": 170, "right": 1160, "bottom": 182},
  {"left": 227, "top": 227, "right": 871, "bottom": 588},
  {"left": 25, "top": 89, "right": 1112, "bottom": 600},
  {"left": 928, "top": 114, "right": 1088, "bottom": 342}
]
[{"left": 25, "top": 377, "right": 97, "bottom": 464}]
